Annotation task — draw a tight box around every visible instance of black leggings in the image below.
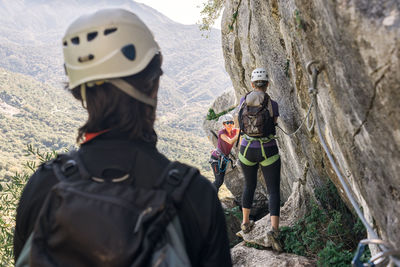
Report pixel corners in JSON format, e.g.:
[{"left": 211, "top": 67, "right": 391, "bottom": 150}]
[
  {"left": 210, "top": 155, "right": 227, "bottom": 192},
  {"left": 240, "top": 145, "right": 281, "bottom": 216}
]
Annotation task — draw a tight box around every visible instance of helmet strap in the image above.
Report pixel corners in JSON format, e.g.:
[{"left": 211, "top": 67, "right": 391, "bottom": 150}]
[
  {"left": 107, "top": 79, "right": 157, "bottom": 108},
  {"left": 80, "top": 84, "right": 87, "bottom": 109},
  {"left": 77, "top": 79, "right": 157, "bottom": 109}
]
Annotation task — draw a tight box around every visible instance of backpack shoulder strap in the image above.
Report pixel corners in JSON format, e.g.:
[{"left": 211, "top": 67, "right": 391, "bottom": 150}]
[
  {"left": 160, "top": 161, "right": 199, "bottom": 204},
  {"left": 263, "top": 92, "right": 274, "bottom": 117},
  {"left": 242, "top": 92, "right": 251, "bottom": 107},
  {"left": 52, "top": 151, "right": 91, "bottom": 182},
  {"left": 236, "top": 94, "right": 250, "bottom": 147},
  {"left": 15, "top": 232, "right": 33, "bottom": 267}
]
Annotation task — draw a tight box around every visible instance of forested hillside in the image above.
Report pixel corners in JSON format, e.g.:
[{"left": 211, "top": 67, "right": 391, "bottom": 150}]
[
  {"left": 0, "top": 68, "right": 80, "bottom": 178},
  {"left": 0, "top": 0, "right": 231, "bottom": 110},
  {"left": 0, "top": 0, "right": 229, "bottom": 180}
]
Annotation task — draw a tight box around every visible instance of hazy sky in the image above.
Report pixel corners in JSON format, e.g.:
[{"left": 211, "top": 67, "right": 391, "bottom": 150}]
[{"left": 136, "top": 0, "right": 222, "bottom": 28}]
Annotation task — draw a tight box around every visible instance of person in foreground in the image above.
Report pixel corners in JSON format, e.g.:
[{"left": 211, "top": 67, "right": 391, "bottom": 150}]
[
  {"left": 13, "top": 8, "right": 232, "bottom": 266},
  {"left": 238, "top": 68, "right": 282, "bottom": 252},
  {"left": 209, "top": 114, "right": 239, "bottom": 193}
]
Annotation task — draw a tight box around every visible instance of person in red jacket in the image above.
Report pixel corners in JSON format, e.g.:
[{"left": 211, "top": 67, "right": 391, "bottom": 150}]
[{"left": 209, "top": 114, "right": 239, "bottom": 192}]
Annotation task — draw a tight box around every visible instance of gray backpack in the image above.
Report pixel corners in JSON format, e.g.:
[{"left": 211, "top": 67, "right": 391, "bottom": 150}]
[
  {"left": 16, "top": 152, "right": 196, "bottom": 267},
  {"left": 238, "top": 91, "right": 275, "bottom": 137}
]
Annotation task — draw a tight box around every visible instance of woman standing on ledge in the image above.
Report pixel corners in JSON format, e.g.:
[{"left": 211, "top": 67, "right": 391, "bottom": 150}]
[
  {"left": 238, "top": 67, "right": 282, "bottom": 252},
  {"left": 209, "top": 114, "right": 239, "bottom": 193}
]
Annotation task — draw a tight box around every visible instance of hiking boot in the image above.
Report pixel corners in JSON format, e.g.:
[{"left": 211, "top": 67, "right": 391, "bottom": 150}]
[
  {"left": 241, "top": 220, "right": 254, "bottom": 234},
  {"left": 267, "top": 229, "right": 283, "bottom": 252}
]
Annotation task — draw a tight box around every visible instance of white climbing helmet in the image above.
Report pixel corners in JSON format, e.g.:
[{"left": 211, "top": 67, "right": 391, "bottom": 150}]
[
  {"left": 251, "top": 67, "right": 269, "bottom": 82},
  {"left": 62, "top": 8, "right": 160, "bottom": 89},
  {"left": 219, "top": 114, "right": 234, "bottom": 124}
]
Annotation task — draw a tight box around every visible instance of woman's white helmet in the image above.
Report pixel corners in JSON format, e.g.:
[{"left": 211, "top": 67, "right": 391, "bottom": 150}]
[
  {"left": 219, "top": 114, "right": 234, "bottom": 124},
  {"left": 251, "top": 68, "right": 268, "bottom": 82},
  {"left": 62, "top": 8, "right": 160, "bottom": 107}
]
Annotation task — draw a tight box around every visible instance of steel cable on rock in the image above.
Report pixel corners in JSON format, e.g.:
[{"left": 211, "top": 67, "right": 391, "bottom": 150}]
[
  {"left": 306, "top": 61, "right": 400, "bottom": 267},
  {"left": 276, "top": 97, "right": 315, "bottom": 136}
]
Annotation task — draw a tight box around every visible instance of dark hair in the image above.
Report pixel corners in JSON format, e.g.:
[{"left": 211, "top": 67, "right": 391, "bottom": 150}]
[
  {"left": 70, "top": 53, "right": 163, "bottom": 143},
  {"left": 254, "top": 80, "right": 268, "bottom": 89}
]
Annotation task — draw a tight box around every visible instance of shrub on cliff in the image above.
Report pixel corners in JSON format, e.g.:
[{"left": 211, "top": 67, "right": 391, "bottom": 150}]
[{"left": 279, "top": 180, "right": 369, "bottom": 266}]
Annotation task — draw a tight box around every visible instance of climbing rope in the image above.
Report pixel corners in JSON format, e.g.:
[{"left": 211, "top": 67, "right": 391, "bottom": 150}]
[{"left": 306, "top": 60, "right": 400, "bottom": 267}]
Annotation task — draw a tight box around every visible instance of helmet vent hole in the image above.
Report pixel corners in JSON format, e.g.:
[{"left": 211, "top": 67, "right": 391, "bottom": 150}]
[
  {"left": 121, "top": 44, "right": 136, "bottom": 61},
  {"left": 104, "top": 28, "right": 117, "bottom": 35},
  {"left": 71, "top": 37, "right": 80, "bottom": 45},
  {"left": 87, "top": 32, "right": 98, "bottom": 41},
  {"left": 78, "top": 54, "right": 95, "bottom": 63},
  {"left": 63, "top": 41, "right": 68, "bottom": 46}
]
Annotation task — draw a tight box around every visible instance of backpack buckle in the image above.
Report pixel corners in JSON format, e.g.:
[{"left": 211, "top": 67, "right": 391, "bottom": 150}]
[
  {"left": 166, "top": 169, "right": 182, "bottom": 186},
  {"left": 61, "top": 160, "right": 78, "bottom": 176}
]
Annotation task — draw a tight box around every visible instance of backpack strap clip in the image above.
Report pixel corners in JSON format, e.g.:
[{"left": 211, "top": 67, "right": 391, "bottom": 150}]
[
  {"left": 166, "top": 169, "right": 183, "bottom": 186},
  {"left": 52, "top": 151, "right": 92, "bottom": 182},
  {"left": 161, "top": 162, "right": 198, "bottom": 205},
  {"left": 60, "top": 159, "right": 78, "bottom": 176}
]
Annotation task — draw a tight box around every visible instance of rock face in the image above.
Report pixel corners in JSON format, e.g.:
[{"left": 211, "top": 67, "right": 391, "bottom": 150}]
[
  {"left": 231, "top": 243, "right": 316, "bottom": 267},
  {"left": 221, "top": 0, "right": 399, "bottom": 251},
  {"left": 220, "top": 197, "right": 243, "bottom": 247},
  {"left": 209, "top": 90, "right": 237, "bottom": 114}
]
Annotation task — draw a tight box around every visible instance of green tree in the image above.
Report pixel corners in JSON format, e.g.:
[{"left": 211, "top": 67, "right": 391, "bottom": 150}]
[
  {"left": 199, "top": 0, "right": 224, "bottom": 32},
  {"left": 0, "top": 146, "right": 57, "bottom": 265}
]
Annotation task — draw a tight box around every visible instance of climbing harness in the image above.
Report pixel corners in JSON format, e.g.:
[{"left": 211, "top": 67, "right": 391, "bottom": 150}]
[
  {"left": 218, "top": 153, "right": 231, "bottom": 173},
  {"left": 238, "top": 134, "right": 280, "bottom": 167},
  {"left": 209, "top": 148, "right": 235, "bottom": 173},
  {"left": 306, "top": 60, "right": 400, "bottom": 267}
]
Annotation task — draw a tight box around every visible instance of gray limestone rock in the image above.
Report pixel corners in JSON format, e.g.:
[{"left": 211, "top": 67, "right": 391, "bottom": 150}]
[
  {"left": 221, "top": 197, "right": 243, "bottom": 247},
  {"left": 210, "top": 89, "right": 237, "bottom": 114},
  {"left": 231, "top": 242, "right": 316, "bottom": 266},
  {"left": 221, "top": 0, "right": 400, "bottom": 251}
]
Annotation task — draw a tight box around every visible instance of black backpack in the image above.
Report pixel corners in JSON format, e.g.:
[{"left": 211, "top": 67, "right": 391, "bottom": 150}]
[
  {"left": 238, "top": 92, "right": 276, "bottom": 137},
  {"left": 17, "top": 151, "right": 197, "bottom": 267}
]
